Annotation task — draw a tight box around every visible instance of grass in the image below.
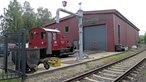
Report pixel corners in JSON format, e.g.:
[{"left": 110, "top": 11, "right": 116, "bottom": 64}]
[
  {"left": 101, "top": 51, "right": 133, "bottom": 65},
  {"left": 85, "top": 64, "right": 92, "bottom": 70},
  {"left": 144, "top": 72, "right": 146, "bottom": 76},
  {"left": 114, "top": 52, "right": 132, "bottom": 60},
  {"left": 0, "top": 79, "right": 20, "bottom": 82},
  {"left": 0, "top": 71, "right": 21, "bottom": 82}
]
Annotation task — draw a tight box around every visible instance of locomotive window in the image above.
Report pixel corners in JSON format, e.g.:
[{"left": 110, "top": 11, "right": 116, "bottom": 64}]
[
  {"left": 41, "top": 32, "right": 46, "bottom": 39},
  {"left": 64, "top": 26, "right": 69, "bottom": 33},
  {"left": 30, "top": 33, "right": 33, "bottom": 40},
  {"left": 53, "top": 33, "right": 57, "bottom": 40}
]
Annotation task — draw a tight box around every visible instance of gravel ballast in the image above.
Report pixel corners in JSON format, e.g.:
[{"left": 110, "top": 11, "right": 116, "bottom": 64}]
[{"left": 26, "top": 52, "right": 135, "bottom": 82}]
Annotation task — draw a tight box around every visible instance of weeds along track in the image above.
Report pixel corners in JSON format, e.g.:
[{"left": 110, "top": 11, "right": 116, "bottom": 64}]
[{"left": 64, "top": 49, "right": 146, "bottom": 82}]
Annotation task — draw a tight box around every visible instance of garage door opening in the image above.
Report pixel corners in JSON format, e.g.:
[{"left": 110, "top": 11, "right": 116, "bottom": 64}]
[{"left": 83, "top": 25, "right": 107, "bottom": 51}]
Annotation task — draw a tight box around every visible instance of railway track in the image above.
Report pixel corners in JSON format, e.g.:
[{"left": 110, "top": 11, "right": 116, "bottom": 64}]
[{"left": 64, "top": 49, "right": 146, "bottom": 82}]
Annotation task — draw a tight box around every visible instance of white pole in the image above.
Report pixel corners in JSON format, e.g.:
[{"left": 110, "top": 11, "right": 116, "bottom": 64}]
[{"left": 77, "top": 9, "right": 84, "bottom": 59}]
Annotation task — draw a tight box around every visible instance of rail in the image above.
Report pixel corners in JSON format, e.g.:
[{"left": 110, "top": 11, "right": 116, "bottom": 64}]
[{"left": 63, "top": 48, "right": 146, "bottom": 82}]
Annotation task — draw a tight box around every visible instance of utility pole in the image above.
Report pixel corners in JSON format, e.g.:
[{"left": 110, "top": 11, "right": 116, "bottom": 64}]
[{"left": 56, "top": 2, "right": 86, "bottom": 60}]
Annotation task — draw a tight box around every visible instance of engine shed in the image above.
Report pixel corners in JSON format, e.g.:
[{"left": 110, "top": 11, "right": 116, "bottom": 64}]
[{"left": 44, "top": 9, "right": 140, "bottom": 52}]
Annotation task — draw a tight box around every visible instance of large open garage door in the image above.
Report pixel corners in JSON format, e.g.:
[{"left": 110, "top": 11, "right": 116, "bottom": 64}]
[{"left": 83, "top": 25, "right": 107, "bottom": 51}]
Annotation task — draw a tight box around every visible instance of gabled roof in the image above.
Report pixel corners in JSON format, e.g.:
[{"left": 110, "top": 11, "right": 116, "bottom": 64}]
[{"left": 44, "top": 9, "right": 139, "bottom": 31}]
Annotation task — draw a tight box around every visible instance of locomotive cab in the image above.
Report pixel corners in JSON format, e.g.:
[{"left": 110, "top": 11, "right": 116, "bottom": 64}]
[{"left": 28, "top": 28, "right": 74, "bottom": 57}]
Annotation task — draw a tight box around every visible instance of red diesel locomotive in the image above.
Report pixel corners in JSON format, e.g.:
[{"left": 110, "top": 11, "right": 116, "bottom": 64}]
[
  {"left": 28, "top": 27, "right": 74, "bottom": 57},
  {"left": 11, "top": 27, "right": 75, "bottom": 72}
]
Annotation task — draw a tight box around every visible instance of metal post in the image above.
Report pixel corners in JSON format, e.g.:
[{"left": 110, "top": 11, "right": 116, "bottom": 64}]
[
  {"left": 21, "top": 29, "right": 26, "bottom": 82},
  {"left": 17, "top": 32, "right": 21, "bottom": 72},
  {"left": 4, "top": 33, "right": 8, "bottom": 73},
  {"left": 77, "top": 9, "right": 84, "bottom": 59}
]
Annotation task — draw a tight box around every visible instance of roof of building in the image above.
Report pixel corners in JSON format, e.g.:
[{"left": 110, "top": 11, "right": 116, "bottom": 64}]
[{"left": 44, "top": 9, "right": 140, "bottom": 31}]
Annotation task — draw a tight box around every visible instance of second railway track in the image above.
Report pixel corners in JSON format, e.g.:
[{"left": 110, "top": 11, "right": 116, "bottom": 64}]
[{"left": 64, "top": 49, "right": 146, "bottom": 82}]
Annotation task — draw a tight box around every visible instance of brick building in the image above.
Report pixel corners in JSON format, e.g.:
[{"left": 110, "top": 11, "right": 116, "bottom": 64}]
[{"left": 44, "top": 9, "right": 139, "bottom": 51}]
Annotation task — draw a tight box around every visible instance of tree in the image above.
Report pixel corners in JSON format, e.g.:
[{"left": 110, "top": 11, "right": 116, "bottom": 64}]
[
  {"left": 144, "top": 32, "right": 146, "bottom": 44},
  {"left": 2, "top": 0, "right": 53, "bottom": 41},
  {"left": 5, "top": 0, "right": 23, "bottom": 32},
  {"left": 22, "top": 1, "right": 37, "bottom": 40},
  {"left": 36, "top": 7, "right": 52, "bottom": 27},
  {"left": 139, "top": 35, "right": 144, "bottom": 43},
  {"left": 22, "top": 1, "right": 36, "bottom": 30}
]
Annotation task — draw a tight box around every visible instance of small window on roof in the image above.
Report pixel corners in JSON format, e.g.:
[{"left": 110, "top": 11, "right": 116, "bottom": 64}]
[
  {"left": 30, "top": 33, "right": 33, "bottom": 40},
  {"left": 64, "top": 26, "right": 69, "bottom": 33},
  {"left": 41, "top": 32, "right": 46, "bottom": 39}
]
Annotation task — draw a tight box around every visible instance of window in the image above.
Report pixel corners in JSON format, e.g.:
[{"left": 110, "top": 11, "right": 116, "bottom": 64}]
[
  {"left": 30, "top": 33, "right": 33, "bottom": 40},
  {"left": 64, "top": 26, "right": 69, "bottom": 33},
  {"left": 118, "top": 25, "right": 121, "bottom": 44},
  {"left": 53, "top": 33, "right": 57, "bottom": 40},
  {"left": 41, "top": 32, "right": 46, "bottom": 39}
]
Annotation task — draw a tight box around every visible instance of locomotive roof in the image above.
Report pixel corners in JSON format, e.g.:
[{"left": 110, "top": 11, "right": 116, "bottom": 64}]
[
  {"left": 42, "top": 28, "right": 60, "bottom": 32},
  {"left": 30, "top": 28, "right": 60, "bottom": 32}
]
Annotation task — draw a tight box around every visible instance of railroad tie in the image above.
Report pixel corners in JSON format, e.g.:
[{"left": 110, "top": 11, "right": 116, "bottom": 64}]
[
  {"left": 127, "top": 76, "right": 134, "bottom": 80},
  {"left": 130, "top": 73, "right": 137, "bottom": 76},
  {"left": 122, "top": 80, "right": 129, "bottom": 82},
  {"left": 132, "top": 71, "right": 139, "bottom": 74},
  {"left": 103, "top": 69, "right": 123, "bottom": 74},
  {"left": 93, "top": 74, "right": 114, "bottom": 81},
  {"left": 108, "top": 68, "right": 125, "bottom": 72},
  {"left": 111, "top": 66, "right": 128, "bottom": 70},
  {"left": 84, "top": 77, "right": 101, "bottom": 82},
  {"left": 76, "top": 81, "right": 80, "bottom": 82},
  {"left": 98, "top": 72, "right": 118, "bottom": 77}
]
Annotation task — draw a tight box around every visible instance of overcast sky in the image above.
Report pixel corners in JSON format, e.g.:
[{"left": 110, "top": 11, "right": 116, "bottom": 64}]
[{"left": 0, "top": 0, "right": 145, "bottom": 35}]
